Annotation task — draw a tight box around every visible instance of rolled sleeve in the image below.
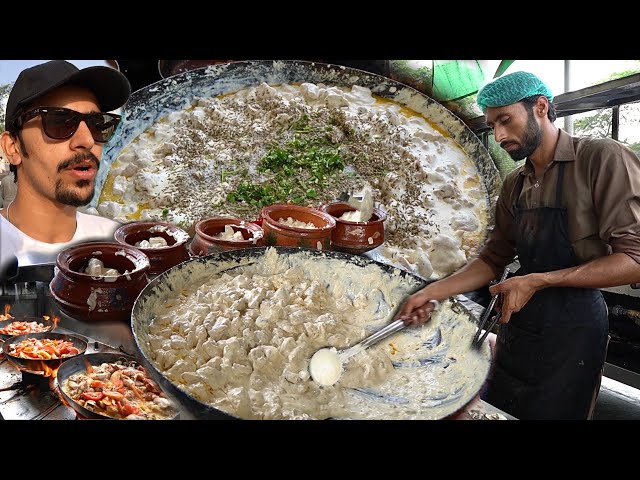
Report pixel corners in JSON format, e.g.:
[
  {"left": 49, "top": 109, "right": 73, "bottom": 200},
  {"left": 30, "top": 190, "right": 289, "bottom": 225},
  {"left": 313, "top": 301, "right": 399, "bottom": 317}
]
[
  {"left": 477, "top": 174, "right": 518, "bottom": 278},
  {"left": 590, "top": 140, "right": 640, "bottom": 265}
]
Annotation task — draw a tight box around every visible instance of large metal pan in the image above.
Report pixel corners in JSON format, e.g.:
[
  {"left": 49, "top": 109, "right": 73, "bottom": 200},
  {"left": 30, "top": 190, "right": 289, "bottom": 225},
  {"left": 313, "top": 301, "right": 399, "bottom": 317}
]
[
  {"left": 157, "top": 60, "right": 391, "bottom": 80},
  {"left": 2, "top": 332, "right": 87, "bottom": 376},
  {"left": 158, "top": 60, "right": 237, "bottom": 78},
  {"left": 131, "top": 246, "right": 492, "bottom": 420},
  {"left": 89, "top": 60, "right": 501, "bottom": 241},
  {"left": 54, "top": 352, "right": 180, "bottom": 420},
  {"left": 0, "top": 316, "right": 56, "bottom": 342}
]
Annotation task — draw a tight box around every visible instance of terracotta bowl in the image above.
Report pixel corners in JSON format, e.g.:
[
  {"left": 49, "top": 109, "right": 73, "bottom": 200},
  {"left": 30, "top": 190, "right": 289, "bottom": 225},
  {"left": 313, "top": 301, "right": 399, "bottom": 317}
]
[
  {"left": 260, "top": 204, "right": 336, "bottom": 250},
  {"left": 320, "top": 201, "right": 387, "bottom": 254},
  {"left": 189, "top": 216, "right": 264, "bottom": 256},
  {"left": 114, "top": 221, "right": 190, "bottom": 276},
  {"left": 50, "top": 241, "right": 150, "bottom": 323}
]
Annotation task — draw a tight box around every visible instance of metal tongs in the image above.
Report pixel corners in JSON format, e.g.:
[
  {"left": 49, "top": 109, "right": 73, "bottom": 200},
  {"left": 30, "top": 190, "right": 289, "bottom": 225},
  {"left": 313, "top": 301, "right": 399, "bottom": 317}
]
[{"left": 472, "top": 267, "right": 510, "bottom": 348}]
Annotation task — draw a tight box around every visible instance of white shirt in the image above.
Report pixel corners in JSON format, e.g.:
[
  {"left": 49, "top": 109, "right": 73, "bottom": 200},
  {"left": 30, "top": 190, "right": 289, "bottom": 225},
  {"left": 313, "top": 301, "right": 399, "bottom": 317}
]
[{"left": 0, "top": 211, "right": 121, "bottom": 271}]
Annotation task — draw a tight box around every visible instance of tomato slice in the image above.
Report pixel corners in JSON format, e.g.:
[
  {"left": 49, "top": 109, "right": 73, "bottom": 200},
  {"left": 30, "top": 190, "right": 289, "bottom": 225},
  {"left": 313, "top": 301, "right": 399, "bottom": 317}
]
[
  {"left": 91, "top": 380, "right": 108, "bottom": 389},
  {"left": 81, "top": 391, "right": 104, "bottom": 401},
  {"left": 120, "top": 402, "right": 141, "bottom": 416},
  {"left": 111, "top": 379, "right": 124, "bottom": 389}
]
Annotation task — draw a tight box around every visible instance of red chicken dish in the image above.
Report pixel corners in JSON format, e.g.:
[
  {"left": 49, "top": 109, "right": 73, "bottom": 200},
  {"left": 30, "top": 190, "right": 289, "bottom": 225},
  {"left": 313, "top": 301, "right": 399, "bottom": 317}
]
[
  {"left": 61, "top": 360, "right": 177, "bottom": 420},
  {"left": 0, "top": 321, "right": 52, "bottom": 336},
  {"left": 8, "top": 337, "right": 80, "bottom": 359}
]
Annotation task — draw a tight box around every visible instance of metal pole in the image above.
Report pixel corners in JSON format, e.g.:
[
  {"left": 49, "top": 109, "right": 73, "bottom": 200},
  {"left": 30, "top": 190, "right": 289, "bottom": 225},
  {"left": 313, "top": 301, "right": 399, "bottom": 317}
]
[
  {"left": 564, "top": 60, "right": 574, "bottom": 135},
  {"left": 612, "top": 105, "right": 620, "bottom": 141}
]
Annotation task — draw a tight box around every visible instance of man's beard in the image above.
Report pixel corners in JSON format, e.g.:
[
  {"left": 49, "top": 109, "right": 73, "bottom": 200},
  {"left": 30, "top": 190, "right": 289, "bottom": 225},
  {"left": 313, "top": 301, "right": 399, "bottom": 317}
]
[
  {"left": 55, "top": 153, "right": 99, "bottom": 207},
  {"left": 504, "top": 111, "right": 542, "bottom": 160},
  {"left": 55, "top": 178, "right": 94, "bottom": 206}
]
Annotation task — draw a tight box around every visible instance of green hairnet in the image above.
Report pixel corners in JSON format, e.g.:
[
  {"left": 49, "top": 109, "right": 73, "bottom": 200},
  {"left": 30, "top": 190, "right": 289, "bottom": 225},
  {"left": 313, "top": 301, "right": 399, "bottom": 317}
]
[{"left": 476, "top": 71, "right": 554, "bottom": 113}]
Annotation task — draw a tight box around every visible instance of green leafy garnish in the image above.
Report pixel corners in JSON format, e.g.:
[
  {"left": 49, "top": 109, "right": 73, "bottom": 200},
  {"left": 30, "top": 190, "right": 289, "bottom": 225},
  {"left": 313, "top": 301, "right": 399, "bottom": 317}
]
[{"left": 227, "top": 114, "right": 350, "bottom": 207}]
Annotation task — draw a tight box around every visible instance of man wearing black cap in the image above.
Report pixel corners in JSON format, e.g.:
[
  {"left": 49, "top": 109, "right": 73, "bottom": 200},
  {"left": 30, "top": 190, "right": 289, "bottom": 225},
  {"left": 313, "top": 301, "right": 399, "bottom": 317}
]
[
  {"left": 0, "top": 60, "right": 131, "bottom": 275},
  {"left": 395, "top": 71, "right": 640, "bottom": 420}
]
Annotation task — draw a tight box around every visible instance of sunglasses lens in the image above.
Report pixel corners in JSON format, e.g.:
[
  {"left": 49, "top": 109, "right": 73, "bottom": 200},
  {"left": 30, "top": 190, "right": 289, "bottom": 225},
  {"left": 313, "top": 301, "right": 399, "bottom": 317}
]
[
  {"left": 41, "top": 109, "right": 79, "bottom": 139},
  {"left": 87, "top": 113, "right": 120, "bottom": 143}
]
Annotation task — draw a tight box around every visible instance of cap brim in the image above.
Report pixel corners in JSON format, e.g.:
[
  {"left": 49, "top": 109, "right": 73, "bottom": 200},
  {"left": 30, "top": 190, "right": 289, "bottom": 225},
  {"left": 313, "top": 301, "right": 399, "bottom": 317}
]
[{"left": 20, "top": 66, "right": 131, "bottom": 113}]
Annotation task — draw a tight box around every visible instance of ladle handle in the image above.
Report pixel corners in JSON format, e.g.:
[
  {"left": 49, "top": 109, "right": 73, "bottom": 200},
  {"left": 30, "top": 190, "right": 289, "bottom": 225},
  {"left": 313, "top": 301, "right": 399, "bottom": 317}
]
[
  {"left": 340, "top": 320, "right": 406, "bottom": 362},
  {"left": 339, "top": 300, "right": 440, "bottom": 362},
  {"left": 360, "top": 320, "right": 406, "bottom": 349}
]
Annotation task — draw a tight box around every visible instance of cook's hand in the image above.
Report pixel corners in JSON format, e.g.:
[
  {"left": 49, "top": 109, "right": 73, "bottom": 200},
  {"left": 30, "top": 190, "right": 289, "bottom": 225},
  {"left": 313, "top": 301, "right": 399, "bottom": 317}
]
[
  {"left": 489, "top": 275, "right": 538, "bottom": 324},
  {"left": 395, "top": 290, "right": 440, "bottom": 327}
]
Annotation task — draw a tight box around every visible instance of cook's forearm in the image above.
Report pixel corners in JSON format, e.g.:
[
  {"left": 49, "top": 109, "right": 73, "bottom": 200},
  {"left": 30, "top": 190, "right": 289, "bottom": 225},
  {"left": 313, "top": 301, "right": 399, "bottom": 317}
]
[
  {"left": 533, "top": 253, "right": 640, "bottom": 290},
  {"left": 427, "top": 258, "right": 497, "bottom": 299}
]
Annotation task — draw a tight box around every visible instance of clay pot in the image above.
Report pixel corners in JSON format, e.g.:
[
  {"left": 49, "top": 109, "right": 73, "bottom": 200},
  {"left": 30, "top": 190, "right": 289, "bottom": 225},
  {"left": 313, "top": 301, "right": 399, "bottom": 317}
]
[
  {"left": 189, "top": 217, "right": 264, "bottom": 256},
  {"left": 320, "top": 201, "right": 387, "bottom": 255},
  {"left": 50, "top": 241, "right": 150, "bottom": 323},
  {"left": 114, "top": 221, "right": 190, "bottom": 276},
  {"left": 260, "top": 204, "right": 336, "bottom": 250}
]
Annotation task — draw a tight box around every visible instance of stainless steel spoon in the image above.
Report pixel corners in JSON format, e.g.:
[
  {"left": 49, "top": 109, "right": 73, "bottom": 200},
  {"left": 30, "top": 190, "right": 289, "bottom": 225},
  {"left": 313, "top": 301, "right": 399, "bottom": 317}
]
[{"left": 309, "top": 300, "right": 440, "bottom": 386}]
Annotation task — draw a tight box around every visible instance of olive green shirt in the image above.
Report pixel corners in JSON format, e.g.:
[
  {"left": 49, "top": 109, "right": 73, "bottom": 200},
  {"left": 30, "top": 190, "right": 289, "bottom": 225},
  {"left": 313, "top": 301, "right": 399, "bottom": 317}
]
[{"left": 478, "top": 129, "right": 640, "bottom": 277}]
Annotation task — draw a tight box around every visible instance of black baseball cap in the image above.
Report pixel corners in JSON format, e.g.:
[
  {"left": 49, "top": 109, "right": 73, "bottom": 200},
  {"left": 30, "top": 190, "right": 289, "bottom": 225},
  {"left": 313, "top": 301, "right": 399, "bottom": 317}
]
[{"left": 4, "top": 60, "right": 131, "bottom": 130}]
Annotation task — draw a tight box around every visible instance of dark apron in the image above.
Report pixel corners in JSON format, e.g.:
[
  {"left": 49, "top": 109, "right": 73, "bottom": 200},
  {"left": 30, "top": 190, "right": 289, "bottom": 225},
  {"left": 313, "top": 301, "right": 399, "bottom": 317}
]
[{"left": 483, "top": 163, "right": 609, "bottom": 420}]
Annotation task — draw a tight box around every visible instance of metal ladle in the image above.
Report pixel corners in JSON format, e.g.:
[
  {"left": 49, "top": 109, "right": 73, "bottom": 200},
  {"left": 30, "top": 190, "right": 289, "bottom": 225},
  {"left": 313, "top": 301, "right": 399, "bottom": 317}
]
[{"left": 309, "top": 300, "right": 440, "bottom": 386}]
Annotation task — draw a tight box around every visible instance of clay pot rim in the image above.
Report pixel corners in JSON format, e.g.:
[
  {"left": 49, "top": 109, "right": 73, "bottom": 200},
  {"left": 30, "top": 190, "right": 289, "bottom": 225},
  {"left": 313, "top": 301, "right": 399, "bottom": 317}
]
[
  {"left": 333, "top": 245, "right": 379, "bottom": 254},
  {"left": 114, "top": 221, "right": 191, "bottom": 250},
  {"left": 321, "top": 201, "right": 387, "bottom": 224},
  {"left": 261, "top": 204, "right": 336, "bottom": 232},
  {"left": 56, "top": 241, "right": 151, "bottom": 279},
  {"left": 194, "top": 217, "right": 264, "bottom": 244}
]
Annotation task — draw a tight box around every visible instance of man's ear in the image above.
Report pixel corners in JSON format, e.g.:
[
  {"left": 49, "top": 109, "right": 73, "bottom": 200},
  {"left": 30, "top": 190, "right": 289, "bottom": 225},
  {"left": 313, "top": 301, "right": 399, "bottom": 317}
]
[
  {"left": 536, "top": 96, "right": 549, "bottom": 118},
  {"left": 1, "top": 131, "right": 23, "bottom": 167}
]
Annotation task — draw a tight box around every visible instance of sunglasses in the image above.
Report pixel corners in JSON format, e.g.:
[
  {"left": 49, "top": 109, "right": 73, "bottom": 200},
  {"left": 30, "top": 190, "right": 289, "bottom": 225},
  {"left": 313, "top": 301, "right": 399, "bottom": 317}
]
[{"left": 18, "top": 107, "right": 122, "bottom": 143}]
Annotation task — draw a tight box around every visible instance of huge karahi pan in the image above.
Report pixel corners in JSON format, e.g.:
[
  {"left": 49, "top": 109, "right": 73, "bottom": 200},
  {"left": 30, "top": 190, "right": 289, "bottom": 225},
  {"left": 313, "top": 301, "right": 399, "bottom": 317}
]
[
  {"left": 89, "top": 60, "right": 500, "bottom": 240},
  {"left": 130, "top": 246, "right": 492, "bottom": 420}
]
